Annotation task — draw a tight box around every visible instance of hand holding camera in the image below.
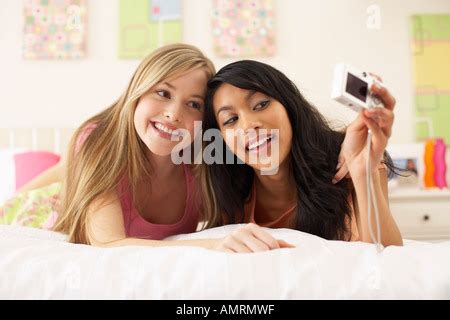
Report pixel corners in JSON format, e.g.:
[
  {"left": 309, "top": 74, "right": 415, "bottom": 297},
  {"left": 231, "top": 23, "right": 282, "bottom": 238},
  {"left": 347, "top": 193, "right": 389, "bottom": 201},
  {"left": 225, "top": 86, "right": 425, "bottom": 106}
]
[
  {"left": 331, "top": 64, "right": 397, "bottom": 251},
  {"left": 331, "top": 63, "right": 396, "bottom": 182}
]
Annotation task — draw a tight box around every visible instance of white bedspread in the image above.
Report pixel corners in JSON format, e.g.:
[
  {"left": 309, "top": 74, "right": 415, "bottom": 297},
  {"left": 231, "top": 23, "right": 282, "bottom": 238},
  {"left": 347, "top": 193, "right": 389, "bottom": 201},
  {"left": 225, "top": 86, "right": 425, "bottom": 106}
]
[{"left": 1, "top": 224, "right": 449, "bottom": 299}]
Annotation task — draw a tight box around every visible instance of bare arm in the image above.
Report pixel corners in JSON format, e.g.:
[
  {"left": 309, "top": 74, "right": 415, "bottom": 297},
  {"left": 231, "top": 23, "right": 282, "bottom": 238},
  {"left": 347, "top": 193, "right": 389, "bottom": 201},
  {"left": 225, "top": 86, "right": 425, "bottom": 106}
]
[
  {"left": 351, "top": 166, "right": 403, "bottom": 247},
  {"left": 100, "top": 237, "right": 220, "bottom": 248},
  {"left": 87, "top": 191, "right": 294, "bottom": 252},
  {"left": 86, "top": 190, "right": 221, "bottom": 249},
  {"left": 338, "top": 75, "right": 403, "bottom": 247}
]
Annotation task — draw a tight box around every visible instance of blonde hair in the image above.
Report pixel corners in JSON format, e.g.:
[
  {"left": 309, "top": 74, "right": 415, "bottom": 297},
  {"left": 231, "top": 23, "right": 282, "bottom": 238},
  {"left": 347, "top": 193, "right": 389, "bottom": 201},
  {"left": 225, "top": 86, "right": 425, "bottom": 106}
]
[{"left": 53, "top": 44, "right": 215, "bottom": 244}]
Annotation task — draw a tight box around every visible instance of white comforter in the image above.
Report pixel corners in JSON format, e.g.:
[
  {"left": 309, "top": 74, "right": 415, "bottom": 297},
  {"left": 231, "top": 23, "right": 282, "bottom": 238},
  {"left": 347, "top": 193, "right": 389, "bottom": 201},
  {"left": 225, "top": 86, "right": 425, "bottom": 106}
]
[{"left": 1, "top": 224, "right": 449, "bottom": 299}]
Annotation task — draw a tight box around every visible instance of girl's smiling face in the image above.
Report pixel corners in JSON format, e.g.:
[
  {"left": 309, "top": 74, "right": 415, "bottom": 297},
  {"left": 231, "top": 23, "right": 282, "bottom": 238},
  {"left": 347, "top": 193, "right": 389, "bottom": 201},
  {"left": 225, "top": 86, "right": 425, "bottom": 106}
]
[
  {"left": 213, "top": 83, "right": 293, "bottom": 172},
  {"left": 134, "top": 68, "right": 208, "bottom": 156}
]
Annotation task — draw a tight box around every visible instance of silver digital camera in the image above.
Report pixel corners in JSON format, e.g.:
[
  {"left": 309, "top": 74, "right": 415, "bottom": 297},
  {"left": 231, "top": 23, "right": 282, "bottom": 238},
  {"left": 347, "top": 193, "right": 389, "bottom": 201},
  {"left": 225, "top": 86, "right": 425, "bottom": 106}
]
[{"left": 331, "top": 63, "right": 384, "bottom": 112}]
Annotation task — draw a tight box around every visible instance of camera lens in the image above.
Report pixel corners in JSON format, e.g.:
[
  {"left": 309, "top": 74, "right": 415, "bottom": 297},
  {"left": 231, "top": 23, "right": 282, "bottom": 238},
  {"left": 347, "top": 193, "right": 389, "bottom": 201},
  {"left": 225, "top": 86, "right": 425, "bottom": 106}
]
[{"left": 362, "top": 72, "right": 367, "bottom": 77}]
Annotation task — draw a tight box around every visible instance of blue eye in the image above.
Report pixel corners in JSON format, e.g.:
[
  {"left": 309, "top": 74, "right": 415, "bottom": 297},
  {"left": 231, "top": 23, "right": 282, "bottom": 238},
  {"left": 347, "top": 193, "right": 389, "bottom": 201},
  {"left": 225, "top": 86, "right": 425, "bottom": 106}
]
[
  {"left": 254, "top": 100, "right": 270, "bottom": 110},
  {"left": 223, "top": 116, "right": 238, "bottom": 126}
]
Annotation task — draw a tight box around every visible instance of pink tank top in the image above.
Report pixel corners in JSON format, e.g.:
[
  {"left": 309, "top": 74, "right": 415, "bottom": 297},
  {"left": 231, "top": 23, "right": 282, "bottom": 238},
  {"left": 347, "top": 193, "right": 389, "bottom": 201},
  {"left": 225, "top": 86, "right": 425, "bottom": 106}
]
[
  {"left": 75, "top": 123, "right": 200, "bottom": 240},
  {"left": 117, "top": 166, "right": 200, "bottom": 240}
]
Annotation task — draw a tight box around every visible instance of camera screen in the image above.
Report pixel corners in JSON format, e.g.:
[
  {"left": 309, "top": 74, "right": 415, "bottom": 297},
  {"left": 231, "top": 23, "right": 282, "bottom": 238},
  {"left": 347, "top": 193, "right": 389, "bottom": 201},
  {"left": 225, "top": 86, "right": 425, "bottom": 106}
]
[{"left": 346, "top": 73, "right": 367, "bottom": 102}]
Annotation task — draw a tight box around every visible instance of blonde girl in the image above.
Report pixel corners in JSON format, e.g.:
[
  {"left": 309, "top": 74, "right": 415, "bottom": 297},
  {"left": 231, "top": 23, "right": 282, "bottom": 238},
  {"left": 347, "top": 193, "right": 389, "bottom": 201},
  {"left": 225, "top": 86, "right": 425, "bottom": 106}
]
[{"left": 15, "top": 44, "right": 225, "bottom": 248}]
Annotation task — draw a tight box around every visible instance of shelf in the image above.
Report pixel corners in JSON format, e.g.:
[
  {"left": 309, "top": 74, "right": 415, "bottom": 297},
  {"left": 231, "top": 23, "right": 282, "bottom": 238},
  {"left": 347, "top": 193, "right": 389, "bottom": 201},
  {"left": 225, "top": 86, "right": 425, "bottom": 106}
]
[{"left": 388, "top": 187, "right": 450, "bottom": 200}]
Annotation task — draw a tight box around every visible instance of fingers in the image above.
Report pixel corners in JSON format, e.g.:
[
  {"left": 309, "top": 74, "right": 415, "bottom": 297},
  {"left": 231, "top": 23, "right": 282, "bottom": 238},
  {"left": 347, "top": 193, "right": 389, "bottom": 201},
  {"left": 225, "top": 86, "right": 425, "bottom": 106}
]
[
  {"left": 277, "top": 239, "right": 296, "bottom": 248},
  {"left": 361, "top": 113, "right": 388, "bottom": 153},
  {"left": 370, "top": 82, "right": 396, "bottom": 111},
  {"left": 233, "top": 228, "right": 271, "bottom": 252},
  {"left": 333, "top": 162, "right": 349, "bottom": 184},
  {"left": 368, "top": 72, "right": 383, "bottom": 83},
  {"left": 336, "top": 150, "right": 344, "bottom": 170},
  {"left": 333, "top": 151, "right": 347, "bottom": 183},
  {"left": 217, "top": 223, "right": 295, "bottom": 253},
  {"left": 368, "top": 72, "right": 396, "bottom": 110},
  {"left": 364, "top": 108, "right": 394, "bottom": 138},
  {"left": 223, "top": 235, "right": 253, "bottom": 253},
  {"left": 361, "top": 112, "right": 382, "bottom": 135},
  {"left": 246, "top": 223, "right": 280, "bottom": 250},
  {"left": 333, "top": 145, "right": 352, "bottom": 184},
  {"left": 363, "top": 119, "right": 388, "bottom": 158},
  {"left": 346, "top": 112, "right": 368, "bottom": 133}
]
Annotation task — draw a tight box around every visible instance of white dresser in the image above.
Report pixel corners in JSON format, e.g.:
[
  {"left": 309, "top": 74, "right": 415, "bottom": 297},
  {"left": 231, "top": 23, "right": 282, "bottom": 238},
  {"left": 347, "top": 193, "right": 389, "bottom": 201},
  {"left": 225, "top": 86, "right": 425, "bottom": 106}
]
[{"left": 388, "top": 188, "right": 450, "bottom": 242}]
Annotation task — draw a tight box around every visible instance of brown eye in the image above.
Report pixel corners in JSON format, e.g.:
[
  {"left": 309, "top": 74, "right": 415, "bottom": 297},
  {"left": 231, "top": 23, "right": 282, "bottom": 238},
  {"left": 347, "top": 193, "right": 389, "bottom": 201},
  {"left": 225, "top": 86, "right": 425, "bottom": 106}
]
[
  {"left": 254, "top": 100, "right": 270, "bottom": 111},
  {"left": 156, "top": 90, "right": 170, "bottom": 99},
  {"left": 223, "top": 116, "right": 238, "bottom": 126},
  {"left": 188, "top": 101, "right": 202, "bottom": 110}
]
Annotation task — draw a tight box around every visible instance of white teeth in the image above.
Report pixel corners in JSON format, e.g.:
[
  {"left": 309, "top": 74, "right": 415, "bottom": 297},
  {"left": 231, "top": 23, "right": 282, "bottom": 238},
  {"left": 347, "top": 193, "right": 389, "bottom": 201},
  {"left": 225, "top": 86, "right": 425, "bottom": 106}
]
[
  {"left": 155, "top": 122, "right": 173, "bottom": 134},
  {"left": 154, "top": 122, "right": 180, "bottom": 136},
  {"left": 248, "top": 136, "right": 272, "bottom": 150}
]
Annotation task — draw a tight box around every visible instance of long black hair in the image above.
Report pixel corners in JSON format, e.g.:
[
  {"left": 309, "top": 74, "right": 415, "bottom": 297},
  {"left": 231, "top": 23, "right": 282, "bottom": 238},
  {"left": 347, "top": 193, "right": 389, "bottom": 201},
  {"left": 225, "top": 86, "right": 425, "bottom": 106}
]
[{"left": 203, "top": 60, "right": 394, "bottom": 240}]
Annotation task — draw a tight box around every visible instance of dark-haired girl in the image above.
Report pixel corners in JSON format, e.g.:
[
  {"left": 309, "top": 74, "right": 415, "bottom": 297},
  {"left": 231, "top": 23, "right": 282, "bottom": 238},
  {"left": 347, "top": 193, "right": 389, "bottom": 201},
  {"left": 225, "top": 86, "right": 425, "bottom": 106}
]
[{"left": 202, "top": 60, "right": 403, "bottom": 253}]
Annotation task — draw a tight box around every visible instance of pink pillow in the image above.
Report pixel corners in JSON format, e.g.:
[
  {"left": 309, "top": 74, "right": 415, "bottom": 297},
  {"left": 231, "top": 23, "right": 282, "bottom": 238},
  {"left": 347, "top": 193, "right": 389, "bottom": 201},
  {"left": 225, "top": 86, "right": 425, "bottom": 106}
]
[{"left": 13, "top": 151, "right": 61, "bottom": 191}]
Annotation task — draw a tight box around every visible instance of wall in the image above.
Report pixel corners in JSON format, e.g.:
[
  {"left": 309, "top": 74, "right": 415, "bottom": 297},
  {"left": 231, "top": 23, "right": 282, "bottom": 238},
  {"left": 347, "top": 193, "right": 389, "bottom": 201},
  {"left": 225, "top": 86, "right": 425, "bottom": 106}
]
[{"left": 1, "top": 0, "right": 450, "bottom": 144}]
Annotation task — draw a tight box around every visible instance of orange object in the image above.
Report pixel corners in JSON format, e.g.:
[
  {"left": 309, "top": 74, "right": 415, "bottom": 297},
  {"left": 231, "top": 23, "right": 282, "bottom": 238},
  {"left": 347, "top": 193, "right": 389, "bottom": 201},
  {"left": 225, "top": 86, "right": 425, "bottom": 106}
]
[{"left": 424, "top": 139, "right": 436, "bottom": 188}]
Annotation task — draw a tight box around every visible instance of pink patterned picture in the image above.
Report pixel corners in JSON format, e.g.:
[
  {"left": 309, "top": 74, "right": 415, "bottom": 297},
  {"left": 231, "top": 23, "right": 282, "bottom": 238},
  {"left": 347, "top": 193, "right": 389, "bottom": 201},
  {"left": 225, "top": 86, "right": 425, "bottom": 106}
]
[
  {"left": 212, "top": 0, "right": 276, "bottom": 57},
  {"left": 23, "top": 0, "right": 87, "bottom": 60}
]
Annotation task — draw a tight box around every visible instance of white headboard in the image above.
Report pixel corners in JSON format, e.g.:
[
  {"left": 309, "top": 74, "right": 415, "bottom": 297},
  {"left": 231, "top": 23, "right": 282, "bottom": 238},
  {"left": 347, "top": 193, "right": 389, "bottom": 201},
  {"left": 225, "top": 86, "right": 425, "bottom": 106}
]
[{"left": 0, "top": 127, "right": 76, "bottom": 155}]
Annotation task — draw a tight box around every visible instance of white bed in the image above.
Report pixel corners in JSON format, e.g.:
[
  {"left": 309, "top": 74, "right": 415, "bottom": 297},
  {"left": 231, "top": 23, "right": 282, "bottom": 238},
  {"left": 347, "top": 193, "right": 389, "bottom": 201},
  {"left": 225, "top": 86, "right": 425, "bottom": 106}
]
[
  {"left": 1, "top": 224, "right": 449, "bottom": 299},
  {"left": 1, "top": 127, "right": 449, "bottom": 299}
]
